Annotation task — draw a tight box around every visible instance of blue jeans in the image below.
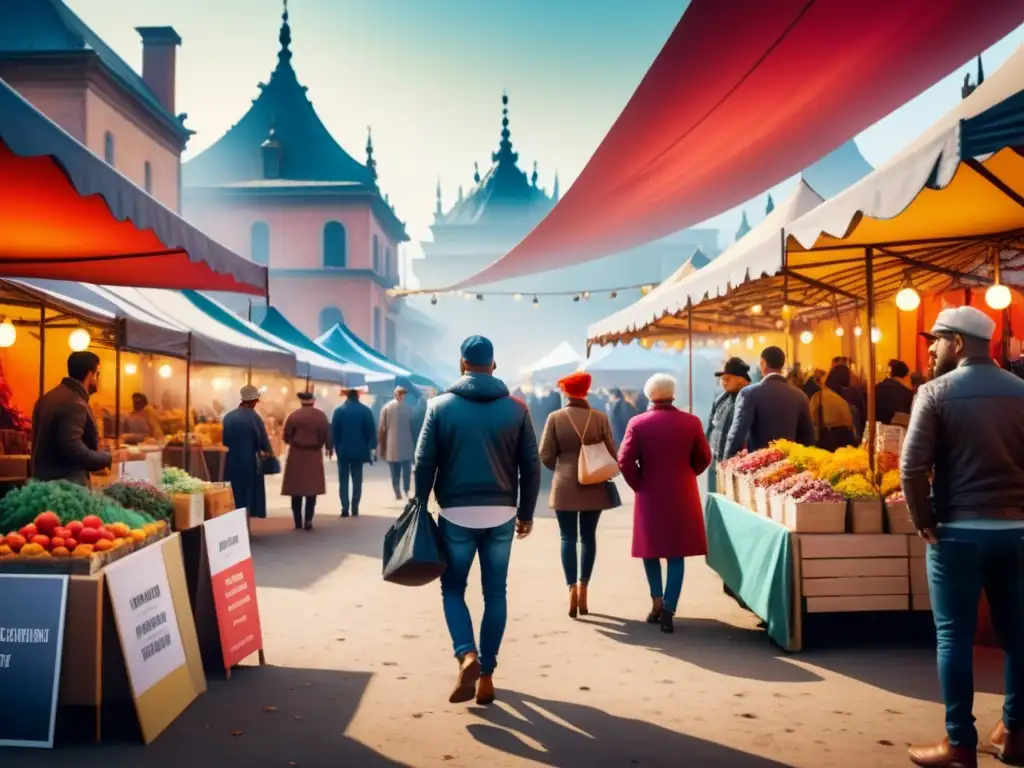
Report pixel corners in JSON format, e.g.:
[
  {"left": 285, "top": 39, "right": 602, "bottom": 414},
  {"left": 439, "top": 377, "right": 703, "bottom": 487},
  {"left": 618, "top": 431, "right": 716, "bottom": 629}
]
[
  {"left": 927, "top": 526, "right": 1024, "bottom": 747},
  {"left": 643, "top": 557, "right": 685, "bottom": 614},
  {"left": 337, "top": 459, "right": 363, "bottom": 515},
  {"left": 388, "top": 460, "right": 412, "bottom": 497},
  {"left": 438, "top": 516, "right": 516, "bottom": 675},
  {"left": 555, "top": 511, "right": 602, "bottom": 586}
]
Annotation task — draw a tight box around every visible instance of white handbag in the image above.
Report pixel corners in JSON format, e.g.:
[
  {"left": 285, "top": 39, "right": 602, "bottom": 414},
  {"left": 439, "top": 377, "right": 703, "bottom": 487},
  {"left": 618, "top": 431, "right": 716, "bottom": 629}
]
[{"left": 566, "top": 409, "right": 619, "bottom": 485}]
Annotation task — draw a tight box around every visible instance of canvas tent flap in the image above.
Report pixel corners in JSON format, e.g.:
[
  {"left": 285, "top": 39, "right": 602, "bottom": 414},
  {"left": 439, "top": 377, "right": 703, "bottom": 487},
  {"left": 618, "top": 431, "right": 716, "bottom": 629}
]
[
  {"left": 316, "top": 324, "right": 406, "bottom": 380},
  {"left": 0, "top": 80, "right": 266, "bottom": 295},
  {"left": 578, "top": 343, "right": 684, "bottom": 390},
  {"left": 519, "top": 342, "right": 582, "bottom": 379},
  {"left": 258, "top": 307, "right": 372, "bottom": 384},
  {"left": 439, "top": 0, "right": 1024, "bottom": 291}
]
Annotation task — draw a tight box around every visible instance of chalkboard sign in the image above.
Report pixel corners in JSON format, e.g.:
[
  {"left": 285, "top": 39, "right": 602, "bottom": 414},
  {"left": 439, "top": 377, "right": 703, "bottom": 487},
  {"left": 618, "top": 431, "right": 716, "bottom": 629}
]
[{"left": 0, "top": 574, "right": 69, "bottom": 748}]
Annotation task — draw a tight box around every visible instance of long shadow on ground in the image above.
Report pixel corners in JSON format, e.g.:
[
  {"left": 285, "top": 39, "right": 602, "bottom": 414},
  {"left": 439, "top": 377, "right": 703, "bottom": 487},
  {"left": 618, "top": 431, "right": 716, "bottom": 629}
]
[
  {"left": 587, "top": 614, "right": 823, "bottom": 684},
  {"left": 466, "top": 689, "right": 792, "bottom": 767},
  {"left": 4, "top": 666, "right": 406, "bottom": 768}
]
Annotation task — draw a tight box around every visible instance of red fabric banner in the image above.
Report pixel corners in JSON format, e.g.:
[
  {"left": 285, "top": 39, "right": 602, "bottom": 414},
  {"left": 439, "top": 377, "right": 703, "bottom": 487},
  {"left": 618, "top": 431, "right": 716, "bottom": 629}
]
[{"left": 449, "top": 0, "right": 1024, "bottom": 290}]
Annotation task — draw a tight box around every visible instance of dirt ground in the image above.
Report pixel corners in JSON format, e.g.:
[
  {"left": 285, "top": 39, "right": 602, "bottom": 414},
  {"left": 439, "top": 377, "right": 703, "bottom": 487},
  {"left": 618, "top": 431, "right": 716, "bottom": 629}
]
[{"left": 4, "top": 464, "right": 1011, "bottom": 767}]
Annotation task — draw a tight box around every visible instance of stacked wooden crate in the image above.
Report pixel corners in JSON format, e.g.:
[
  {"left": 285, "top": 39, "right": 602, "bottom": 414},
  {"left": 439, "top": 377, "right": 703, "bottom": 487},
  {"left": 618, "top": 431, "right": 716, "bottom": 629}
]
[
  {"left": 799, "top": 534, "right": 911, "bottom": 613},
  {"left": 909, "top": 536, "right": 931, "bottom": 611}
]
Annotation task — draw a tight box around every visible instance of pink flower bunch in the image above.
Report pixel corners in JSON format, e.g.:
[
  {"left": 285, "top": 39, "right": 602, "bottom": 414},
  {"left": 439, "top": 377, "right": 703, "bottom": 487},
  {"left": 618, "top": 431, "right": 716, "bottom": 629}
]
[
  {"left": 770, "top": 471, "right": 815, "bottom": 496},
  {"left": 790, "top": 477, "right": 843, "bottom": 503},
  {"left": 753, "top": 463, "right": 798, "bottom": 488},
  {"left": 733, "top": 449, "right": 785, "bottom": 474},
  {"left": 720, "top": 450, "right": 749, "bottom": 470}
]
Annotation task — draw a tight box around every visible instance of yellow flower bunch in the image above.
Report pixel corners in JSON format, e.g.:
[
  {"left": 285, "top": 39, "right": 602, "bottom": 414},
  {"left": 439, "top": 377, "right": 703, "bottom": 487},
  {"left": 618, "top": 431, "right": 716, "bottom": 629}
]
[
  {"left": 880, "top": 469, "right": 902, "bottom": 498},
  {"left": 834, "top": 473, "right": 880, "bottom": 500},
  {"left": 786, "top": 445, "right": 833, "bottom": 472},
  {"left": 769, "top": 439, "right": 801, "bottom": 457},
  {"left": 816, "top": 446, "right": 870, "bottom": 485}
]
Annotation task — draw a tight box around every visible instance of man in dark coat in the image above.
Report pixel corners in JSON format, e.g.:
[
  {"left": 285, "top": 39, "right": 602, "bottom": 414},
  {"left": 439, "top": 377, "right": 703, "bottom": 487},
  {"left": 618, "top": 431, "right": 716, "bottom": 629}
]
[
  {"left": 706, "top": 358, "right": 750, "bottom": 491},
  {"left": 331, "top": 388, "right": 376, "bottom": 517},
  {"left": 607, "top": 388, "right": 637, "bottom": 447},
  {"left": 282, "top": 391, "right": 332, "bottom": 530},
  {"left": 223, "top": 385, "right": 273, "bottom": 523},
  {"left": 725, "top": 346, "right": 815, "bottom": 457},
  {"left": 32, "top": 351, "right": 112, "bottom": 486},
  {"left": 875, "top": 359, "right": 915, "bottom": 425}
]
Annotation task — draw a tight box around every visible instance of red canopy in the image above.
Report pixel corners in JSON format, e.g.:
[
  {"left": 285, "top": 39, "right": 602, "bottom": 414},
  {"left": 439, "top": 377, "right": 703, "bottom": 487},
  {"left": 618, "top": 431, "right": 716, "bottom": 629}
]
[{"left": 449, "top": 0, "right": 1024, "bottom": 290}]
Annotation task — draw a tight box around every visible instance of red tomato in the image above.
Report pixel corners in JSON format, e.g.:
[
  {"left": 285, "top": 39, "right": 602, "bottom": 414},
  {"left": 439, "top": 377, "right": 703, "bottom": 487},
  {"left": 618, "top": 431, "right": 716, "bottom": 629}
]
[
  {"left": 52, "top": 526, "right": 71, "bottom": 540},
  {"left": 67, "top": 520, "right": 84, "bottom": 537},
  {"left": 81, "top": 515, "right": 104, "bottom": 530},
  {"left": 63, "top": 537, "right": 78, "bottom": 551},
  {"left": 30, "top": 535, "right": 50, "bottom": 550},
  {"left": 34, "top": 512, "right": 60, "bottom": 535},
  {"left": 5, "top": 533, "right": 25, "bottom": 553},
  {"left": 78, "top": 527, "right": 102, "bottom": 545},
  {"left": 99, "top": 529, "right": 115, "bottom": 541},
  {"left": 50, "top": 536, "right": 65, "bottom": 550},
  {"left": 19, "top": 523, "right": 37, "bottom": 539}
]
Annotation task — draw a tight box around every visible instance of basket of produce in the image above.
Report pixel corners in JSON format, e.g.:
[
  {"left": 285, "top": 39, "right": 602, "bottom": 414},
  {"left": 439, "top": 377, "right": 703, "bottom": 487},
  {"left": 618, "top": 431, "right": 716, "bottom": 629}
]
[
  {"left": 884, "top": 491, "right": 915, "bottom": 534},
  {"left": 160, "top": 467, "right": 208, "bottom": 530},
  {"left": 203, "top": 483, "right": 235, "bottom": 520},
  {"left": 833, "top": 474, "right": 883, "bottom": 534},
  {"left": 102, "top": 480, "right": 174, "bottom": 523},
  {"left": 782, "top": 478, "right": 846, "bottom": 533}
]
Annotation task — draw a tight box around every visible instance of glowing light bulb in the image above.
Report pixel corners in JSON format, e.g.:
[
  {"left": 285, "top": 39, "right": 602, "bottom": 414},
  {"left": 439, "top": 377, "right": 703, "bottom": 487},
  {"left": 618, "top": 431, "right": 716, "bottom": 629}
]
[
  {"left": 781, "top": 304, "right": 792, "bottom": 319},
  {"left": 853, "top": 325, "right": 863, "bottom": 337},
  {"left": 124, "top": 362, "right": 138, "bottom": 375},
  {"left": 895, "top": 286, "right": 921, "bottom": 312},
  {"left": 673, "top": 340, "right": 684, "bottom": 351},
  {"left": 834, "top": 326, "right": 845, "bottom": 338},
  {"left": 0, "top": 319, "right": 16, "bottom": 348},
  {"left": 986, "top": 283, "right": 1012, "bottom": 310},
  {"left": 68, "top": 328, "right": 91, "bottom": 351},
  {"left": 532, "top": 296, "right": 539, "bottom": 308},
  {"left": 723, "top": 339, "right": 731, "bottom": 350},
  {"left": 745, "top": 336, "right": 754, "bottom": 350},
  {"left": 512, "top": 293, "right": 522, "bottom": 301},
  {"left": 757, "top": 335, "right": 766, "bottom": 344},
  {"left": 871, "top": 327, "right": 882, "bottom": 343},
  {"left": 281, "top": 386, "right": 289, "bottom": 394},
  {"left": 750, "top": 304, "right": 763, "bottom": 315},
  {"left": 640, "top": 338, "right": 652, "bottom": 349},
  {"left": 799, "top": 330, "right": 813, "bottom": 345},
  {"left": 158, "top": 364, "right": 172, "bottom": 379}
]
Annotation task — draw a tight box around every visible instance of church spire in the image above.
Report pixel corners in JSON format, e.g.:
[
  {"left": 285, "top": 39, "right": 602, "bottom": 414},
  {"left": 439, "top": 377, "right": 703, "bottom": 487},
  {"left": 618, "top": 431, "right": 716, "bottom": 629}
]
[
  {"left": 435, "top": 178, "right": 443, "bottom": 216},
  {"left": 736, "top": 210, "right": 751, "bottom": 241},
  {"left": 552, "top": 171, "right": 560, "bottom": 202},
  {"left": 491, "top": 91, "right": 518, "bottom": 166},
  {"left": 765, "top": 193, "right": 775, "bottom": 215},
  {"left": 365, "top": 126, "right": 377, "bottom": 183},
  {"left": 473, "top": 161, "right": 480, "bottom": 184},
  {"left": 531, "top": 161, "right": 538, "bottom": 187},
  {"left": 277, "top": 0, "right": 292, "bottom": 67}
]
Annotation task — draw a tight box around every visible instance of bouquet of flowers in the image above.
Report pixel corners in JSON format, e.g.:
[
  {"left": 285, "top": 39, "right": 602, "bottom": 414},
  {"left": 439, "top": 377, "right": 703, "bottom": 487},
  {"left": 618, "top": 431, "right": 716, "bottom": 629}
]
[
  {"left": 834, "top": 473, "right": 880, "bottom": 500},
  {"left": 880, "top": 470, "right": 902, "bottom": 498},
  {"left": 786, "top": 445, "right": 833, "bottom": 473},
  {"left": 817, "top": 446, "right": 870, "bottom": 485},
  {"left": 790, "top": 477, "right": 844, "bottom": 503},
  {"left": 719, "top": 450, "right": 748, "bottom": 470},
  {"left": 770, "top": 471, "right": 815, "bottom": 496},
  {"left": 877, "top": 451, "right": 899, "bottom": 473},
  {"left": 753, "top": 462, "right": 798, "bottom": 488},
  {"left": 732, "top": 448, "right": 785, "bottom": 474}
]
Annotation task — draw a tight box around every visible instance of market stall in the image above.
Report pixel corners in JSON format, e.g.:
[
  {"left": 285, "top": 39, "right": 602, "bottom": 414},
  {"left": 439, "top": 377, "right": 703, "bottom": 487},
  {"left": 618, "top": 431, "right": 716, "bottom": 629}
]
[
  {"left": 518, "top": 341, "right": 583, "bottom": 387},
  {"left": 316, "top": 321, "right": 437, "bottom": 389}
]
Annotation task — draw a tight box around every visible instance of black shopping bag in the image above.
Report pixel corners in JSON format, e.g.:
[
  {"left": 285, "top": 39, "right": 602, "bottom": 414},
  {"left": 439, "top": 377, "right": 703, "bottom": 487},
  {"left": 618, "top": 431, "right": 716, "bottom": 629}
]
[{"left": 382, "top": 499, "right": 447, "bottom": 586}]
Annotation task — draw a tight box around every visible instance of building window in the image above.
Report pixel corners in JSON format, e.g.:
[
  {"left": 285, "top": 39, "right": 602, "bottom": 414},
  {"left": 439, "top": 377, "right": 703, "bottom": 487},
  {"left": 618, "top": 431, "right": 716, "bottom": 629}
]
[
  {"left": 323, "top": 221, "right": 347, "bottom": 267},
  {"left": 373, "top": 307, "right": 382, "bottom": 350},
  {"left": 104, "top": 132, "right": 115, "bottom": 166},
  {"left": 372, "top": 235, "right": 380, "bottom": 273},
  {"left": 319, "top": 307, "right": 345, "bottom": 335},
  {"left": 144, "top": 162, "right": 152, "bottom": 194},
  {"left": 385, "top": 318, "right": 396, "bottom": 359},
  {"left": 385, "top": 247, "right": 393, "bottom": 278},
  {"left": 250, "top": 222, "right": 270, "bottom": 266}
]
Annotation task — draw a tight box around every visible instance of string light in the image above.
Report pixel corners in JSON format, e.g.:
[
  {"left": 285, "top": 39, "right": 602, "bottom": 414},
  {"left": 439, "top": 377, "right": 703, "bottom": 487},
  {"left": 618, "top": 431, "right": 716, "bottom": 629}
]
[
  {"left": 582, "top": 291, "right": 591, "bottom": 300},
  {"left": 750, "top": 304, "right": 763, "bottom": 315},
  {"left": 512, "top": 293, "right": 522, "bottom": 301},
  {"left": 158, "top": 364, "right": 172, "bottom": 379},
  {"left": 834, "top": 326, "right": 845, "bottom": 338},
  {"left": 757, "top": 335, "right": 766, "bottom": 344},
  {"left": 68, "top": 328, "right": 91, "bottom": 351},
  {"left": 573, "top": 294, "right": 581, "bottom": 302},
  {"left": 0, "top": 318, "right": 15, "bottom": 348},
  {"left": 124, "top": 362, "right": 138, "bottom": 375},
  {"left": 475, "top": 293, "right": 484, "bottom": 301},
  {"left": 895, "top": 285, "right": 921, "bottom": 312},
  {"left": 532, "top": 296, "right": 539, "bottom": 308},
  {"left": 799, "top": 330, "right": 813, "bottom": 344},
  {"left": 745, "top": 336, "right": 754, "bottom": 350},
  {"left": 853, "top": 324, "right": 863, "bottom": 337},
  {"left": 986, "top": 284, "right": 1012, "bottom": 310},
  {"left": 774, "top": 319, "right": 785, "bottom": 330},
  {"left": 430, "top": 294, "right": 438, "bottom": 305},
  {"left": 871, "top": 327, "right": 882, "bottom": 343},
  {"left": 281, "top": 386, "right": 289, "bottom": 394}
]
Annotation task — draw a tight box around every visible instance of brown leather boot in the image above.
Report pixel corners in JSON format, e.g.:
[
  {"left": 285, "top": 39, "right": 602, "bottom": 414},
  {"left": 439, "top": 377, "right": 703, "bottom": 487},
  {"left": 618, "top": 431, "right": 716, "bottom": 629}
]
[
  {"left": 448, "top": 652, "right": 480, "bottom": 704},
  {"left": 907, "top": 738, "right": 977, "bottom": 768},
  {"left": 646, "top": 597, "right": 664, "bottom": 624},
  {"left": 990, "top": 721, "right": 1024, "bottom": 764},
  {"left": 578, "top": 583, "right": 589, "bottom": 616},
  {"left": 476, "top": 675, "right": 495, "bottom": 705},
  {"left": 568, "top": 584, "right": 578, "bottom": 619}
]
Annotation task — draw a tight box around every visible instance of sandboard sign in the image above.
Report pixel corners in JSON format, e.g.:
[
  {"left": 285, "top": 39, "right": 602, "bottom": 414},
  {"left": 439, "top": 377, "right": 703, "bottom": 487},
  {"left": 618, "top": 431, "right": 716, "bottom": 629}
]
[
  {"left": 0, "top": 574, "right": 69, "bottom": 748},
  {"left": 202, "top": 508, "right": 265, "bottom": 672}
]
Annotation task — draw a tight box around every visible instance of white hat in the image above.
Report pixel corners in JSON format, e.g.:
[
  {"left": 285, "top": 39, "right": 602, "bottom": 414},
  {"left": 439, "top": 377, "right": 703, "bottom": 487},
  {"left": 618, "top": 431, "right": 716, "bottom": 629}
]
[
  {"left": 922, "top": 306, "right": 995, "bottom": 342},
  {"left": 239, "top": 384, "right": 261, "bottom": 401}
]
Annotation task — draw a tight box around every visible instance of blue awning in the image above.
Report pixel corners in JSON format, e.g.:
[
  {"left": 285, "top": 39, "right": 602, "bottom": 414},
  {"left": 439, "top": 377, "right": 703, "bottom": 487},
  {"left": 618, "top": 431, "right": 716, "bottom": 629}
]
[
  {"left": 257, "top": 307, "right": 371, "bottom": 385},
  {"left": 961, "top": 84, "right": 1024, "bottom": 158}
]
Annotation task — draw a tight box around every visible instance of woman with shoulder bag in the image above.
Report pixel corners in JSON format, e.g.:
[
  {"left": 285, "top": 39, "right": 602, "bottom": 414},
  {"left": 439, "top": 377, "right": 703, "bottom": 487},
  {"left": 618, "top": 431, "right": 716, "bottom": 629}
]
[
  {"left": 539, "top": 372, "right": 620, "bottom": 619},
  {"left": 809, "top": 365, "right": 858, "bottom": 451}
]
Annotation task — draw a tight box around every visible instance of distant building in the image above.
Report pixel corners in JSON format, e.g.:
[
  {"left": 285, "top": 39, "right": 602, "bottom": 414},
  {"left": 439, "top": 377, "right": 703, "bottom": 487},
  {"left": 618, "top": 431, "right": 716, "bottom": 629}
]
[
  {"left": 182, "top": 3, "right": 407, "bottom": 354},
  {"left": 410, "top": 93, "right": 719, "bottom": 374},
  {"left": 0, "top": 0, "right": 191, "bottom": 210}
]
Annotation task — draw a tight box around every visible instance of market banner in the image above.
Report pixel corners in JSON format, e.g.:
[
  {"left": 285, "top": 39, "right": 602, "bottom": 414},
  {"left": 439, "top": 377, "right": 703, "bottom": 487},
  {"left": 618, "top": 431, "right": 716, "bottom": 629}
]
[
  {"left": 0, "top": 574, "right": 68, "bottom": 748},
  {"left": 202, "top": 508, "right": 264, "bottom": 670}
]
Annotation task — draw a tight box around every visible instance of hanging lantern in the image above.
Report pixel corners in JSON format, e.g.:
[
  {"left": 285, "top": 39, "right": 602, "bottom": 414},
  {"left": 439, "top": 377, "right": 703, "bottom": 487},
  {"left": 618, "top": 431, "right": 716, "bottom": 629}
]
[
  {"left": 895, "top": 286, "right": 921, "bottom": 312},
  {"left": 985, "top": 283, "right": 1013, "bottom": 310},
  {"left": 158, "top": 364, "right": 172, "bottom": 379},
  {"left": 745, "top": 336, "right": 754, "bottom": 350},
  {"left": 834, "top": 326, "right": 845, "bottom": 338},
  {"left": 0, "top": 318, "right": 16, "bottom": 348},
  {"left": 750, "top": 304, "right": 763, "bottom": 315},
  {"left": 853, "top": 325, "right": 863, "bottom": 337},
  {"left": 799, "top": 330, "right": 813, "bottom": 345},
  {"left": 532, "top": 296, "right": 539, "bottom": 308},
  {"left": 123, "top": 362, "right": 138, "bottom": 375},
  {"left": 871, "top": 327, "right": 882, "bottom": 343},
  {"left": 512, "top": 293, "right": 522, "bottom": 301},
  {"left": 68, "top": 328, "right": 91, "bottom": 352}
]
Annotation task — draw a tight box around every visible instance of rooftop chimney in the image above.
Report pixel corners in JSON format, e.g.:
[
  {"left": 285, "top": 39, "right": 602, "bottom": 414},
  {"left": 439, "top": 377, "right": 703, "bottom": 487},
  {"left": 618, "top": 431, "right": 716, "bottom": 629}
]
[{"left": 136, "top": 26, "right": 181, "bottom": 115}]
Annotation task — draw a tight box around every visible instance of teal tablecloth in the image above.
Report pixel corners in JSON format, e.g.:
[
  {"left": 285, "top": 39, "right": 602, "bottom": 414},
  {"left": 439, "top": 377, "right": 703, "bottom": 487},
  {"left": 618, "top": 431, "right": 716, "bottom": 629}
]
[{"left": 705, "top": 493, "right": 796, "bottom": 651}]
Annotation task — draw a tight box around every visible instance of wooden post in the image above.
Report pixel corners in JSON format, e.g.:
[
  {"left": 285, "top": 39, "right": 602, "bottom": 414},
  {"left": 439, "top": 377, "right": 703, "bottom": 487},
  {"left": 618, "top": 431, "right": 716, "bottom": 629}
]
[
  {"left": 865, "top": 248, "right": 878, "bottom": 476},
  {"left": 114, "top": 321, "right": 122, "bottom": 442},
  {"left": 184, "top": 333, "right": 193, "bottom": 474},
  {"left": 38, "top": 304, "right": 45, "bottom": 400},
  {"left": 687, "top": 302, "right": 694, "bottom": 414},
  {"left": 246, "top": 301, "right": 253, "bottom": 386}
]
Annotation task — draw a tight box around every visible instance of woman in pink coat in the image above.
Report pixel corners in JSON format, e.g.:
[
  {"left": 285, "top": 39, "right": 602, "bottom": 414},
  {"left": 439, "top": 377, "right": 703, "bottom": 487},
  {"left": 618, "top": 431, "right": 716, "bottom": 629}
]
[{"left": 618, "top": 373, "right": 712, "bottom": 633}]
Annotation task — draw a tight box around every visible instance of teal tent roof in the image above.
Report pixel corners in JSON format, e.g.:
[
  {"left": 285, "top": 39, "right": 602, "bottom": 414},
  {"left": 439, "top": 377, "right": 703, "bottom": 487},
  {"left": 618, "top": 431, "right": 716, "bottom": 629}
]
[
  {"left": 257, "top": 306, "right": 372, "bottom": 384},
  {"left": 0, "top": 0, "right": 189, "bottom": 142},
  {"left": 183, "top": 5, "right": 370, "bottom": 187},
  {"left": 316, "top": 322, "right": 437, "bottom": 389}
]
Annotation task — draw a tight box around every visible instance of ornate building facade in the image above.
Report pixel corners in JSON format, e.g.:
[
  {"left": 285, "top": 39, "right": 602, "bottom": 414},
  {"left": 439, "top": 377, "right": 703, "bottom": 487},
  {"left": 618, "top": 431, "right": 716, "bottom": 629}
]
[{"left": 182, "top": 3, "right": 407, "bottom": 354}]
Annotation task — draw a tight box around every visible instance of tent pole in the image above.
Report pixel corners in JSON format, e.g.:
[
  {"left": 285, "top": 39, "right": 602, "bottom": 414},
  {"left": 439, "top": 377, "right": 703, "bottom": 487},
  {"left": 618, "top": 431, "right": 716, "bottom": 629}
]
[
  {"left": 114, "top": 321, "right": 122, "bottom": 443},
  {"left": 184, "top": 333, "right": 193, "bottom": 475},
  {"left": 865, "top": 248, "right": 877, "bottom": 477},
  {"left": 247, "top": 301, "right": 253, "bottom": 386},
  {"left": 38, "top": 304, "right": 46, "bottom": 401},
  {"left": 687, "top": 302, "right": 694, "bottom": 414}
]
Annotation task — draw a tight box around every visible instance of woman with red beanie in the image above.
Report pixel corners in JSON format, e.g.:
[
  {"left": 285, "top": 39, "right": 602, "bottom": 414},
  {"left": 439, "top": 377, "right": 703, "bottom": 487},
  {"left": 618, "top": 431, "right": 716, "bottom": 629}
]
[{"left": 539, "top": 371, "right": 619, "bottom": 618}]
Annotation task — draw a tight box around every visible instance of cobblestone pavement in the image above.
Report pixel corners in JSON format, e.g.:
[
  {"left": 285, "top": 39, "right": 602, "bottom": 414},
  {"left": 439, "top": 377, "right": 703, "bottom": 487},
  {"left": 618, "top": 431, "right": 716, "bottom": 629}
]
[{"left": 3, "top": 464, "right": 1009, "bottom": 767}]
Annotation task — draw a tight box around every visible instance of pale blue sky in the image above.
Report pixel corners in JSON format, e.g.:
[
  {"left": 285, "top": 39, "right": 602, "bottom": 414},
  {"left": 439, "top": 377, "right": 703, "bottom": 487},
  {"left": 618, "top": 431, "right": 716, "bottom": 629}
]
[{"left": 67, "top": 0, "right": 1024, "bottom": 260}]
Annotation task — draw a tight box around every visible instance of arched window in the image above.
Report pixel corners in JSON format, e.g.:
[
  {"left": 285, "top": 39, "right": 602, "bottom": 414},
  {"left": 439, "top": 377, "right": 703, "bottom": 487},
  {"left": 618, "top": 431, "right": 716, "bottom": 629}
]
[
  {"left": 319, "top": 307, "right": 345, "bottom": 335},
  {"left": 144, "top": 161, "right": 152, "bottom": 194},
  {"left": 373, "top": 307, "right": 382, "bottom": 350},
  {"left": 372, "top": 235, "right": 380, "bottom": 273},
  {"left": 323, "top": 221, "right": 347, "bottom": 267},
  {"left": 250, "top": 222, "right": 270, "bottom": 266},
  {"left": 385, "top": 247, "right": 392, "bottom": 278},
  {"left": 104, "top": 132, "right": 115, "bottom": 166}
]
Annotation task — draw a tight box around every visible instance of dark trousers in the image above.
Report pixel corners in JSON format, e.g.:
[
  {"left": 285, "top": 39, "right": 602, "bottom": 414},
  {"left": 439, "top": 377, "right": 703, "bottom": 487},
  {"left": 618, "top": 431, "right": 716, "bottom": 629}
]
[
  {"left": 388, "top": 460, "right": 412, "bottom": 498},
  {"left": 555, "top": 510, "right": 602, "bottom": 586},
  {"left": 338, "top": 459, "right": 364, "bottom": 516},
  {"left": 643, "top": 557, "right": 685, "bottom": 614},
  {"left": 927, "top": 525, "right": 1024, "bottom": 748},
  {"left": 290, "top": 496, "right": 316, "bottom": 527}
]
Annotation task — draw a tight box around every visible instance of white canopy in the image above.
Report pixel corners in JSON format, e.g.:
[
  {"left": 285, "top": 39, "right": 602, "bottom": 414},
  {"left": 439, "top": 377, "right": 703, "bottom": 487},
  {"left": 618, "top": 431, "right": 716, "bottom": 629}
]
[
  {"left": 588, "top": 180, "right": 824, "bottom": 343},
  {"left": 579, "top": 343, "right": 685, "bottom": 390},
  {"left": 519, "top": 341, "right": 582, "bottom": 381}
]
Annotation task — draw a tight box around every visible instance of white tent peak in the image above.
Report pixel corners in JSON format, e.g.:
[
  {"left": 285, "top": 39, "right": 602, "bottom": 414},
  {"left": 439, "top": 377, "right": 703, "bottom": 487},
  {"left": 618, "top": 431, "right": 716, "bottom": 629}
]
[{"left": 519, "top": 341, "right": 582, "bottom": 376}]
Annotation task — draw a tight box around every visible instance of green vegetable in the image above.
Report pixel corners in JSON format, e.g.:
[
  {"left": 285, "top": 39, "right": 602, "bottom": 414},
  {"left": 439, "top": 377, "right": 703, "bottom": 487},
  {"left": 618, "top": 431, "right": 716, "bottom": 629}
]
[
  {"left": 103, "top": 481, "right": 174, "bottom": 521},
  {"left": 0, "top": 480, "right": 155, "bottom": 532},
  {"left": 159, "top": 466, "right": 206, "bottom": 495}
]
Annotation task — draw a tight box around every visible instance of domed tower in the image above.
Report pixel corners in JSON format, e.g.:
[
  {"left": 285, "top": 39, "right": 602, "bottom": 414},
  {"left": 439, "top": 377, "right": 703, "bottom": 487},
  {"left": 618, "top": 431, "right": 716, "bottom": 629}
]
[{"left": 183, "top": 1, "right": 408, "bottom": 353}]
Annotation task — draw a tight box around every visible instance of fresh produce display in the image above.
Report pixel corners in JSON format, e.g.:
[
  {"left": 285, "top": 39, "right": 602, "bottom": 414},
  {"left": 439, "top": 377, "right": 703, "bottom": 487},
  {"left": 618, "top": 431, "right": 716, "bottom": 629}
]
[
  {"left": 790, "top": 478, "right": 844, "bottom": 503},
  {"left": 753, "top": 463, "right": 798, "bottom": 488},
  {"left": 0, "top": 510, "right": 166, "bottom": 560},
  {"left": 160, "top": 466, "right": 207, "bottom": 495},
  {"left": 834, "top": 474, "right": 881, "bottom": 500},
  {"left": 730, "top": 449, "right": 784, "bottom": 474},
  {"left": 0, "top": 480, "right": 155, "bottom": 532},
  {"left": 880, "top": 470, "right": 902, "bottom": 498},
  {"left": 769, "top": 471, "right": 816, "bottom": 496},
  {"left": 103, "top": 481, "right": 174, "bottom": 521},
  {"left": 886, "top": 491, "right": 906, "bottom": 503},
  {"left": 816, "top": 447, "right": 871, "bottom": 485}
]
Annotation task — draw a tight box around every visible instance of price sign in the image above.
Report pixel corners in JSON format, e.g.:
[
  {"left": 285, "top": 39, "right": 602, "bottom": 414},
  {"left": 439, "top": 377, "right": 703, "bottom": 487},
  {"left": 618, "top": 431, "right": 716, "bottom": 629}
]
[
  {"left": 105, "top": 543, "right": 187, "bottom": 697},
  {"left": 203, "top": 508, "right": 263, "bottom": 669},
  {"left": 0, "top": 574, "right": 68, "bottom": 748}
]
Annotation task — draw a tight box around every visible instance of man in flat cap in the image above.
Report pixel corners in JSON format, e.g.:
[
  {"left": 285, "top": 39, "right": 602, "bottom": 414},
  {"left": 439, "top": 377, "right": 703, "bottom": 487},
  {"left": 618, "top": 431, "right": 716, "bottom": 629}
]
[{"left": 281, "top": 391, "right": 332, "bottom": 530}]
